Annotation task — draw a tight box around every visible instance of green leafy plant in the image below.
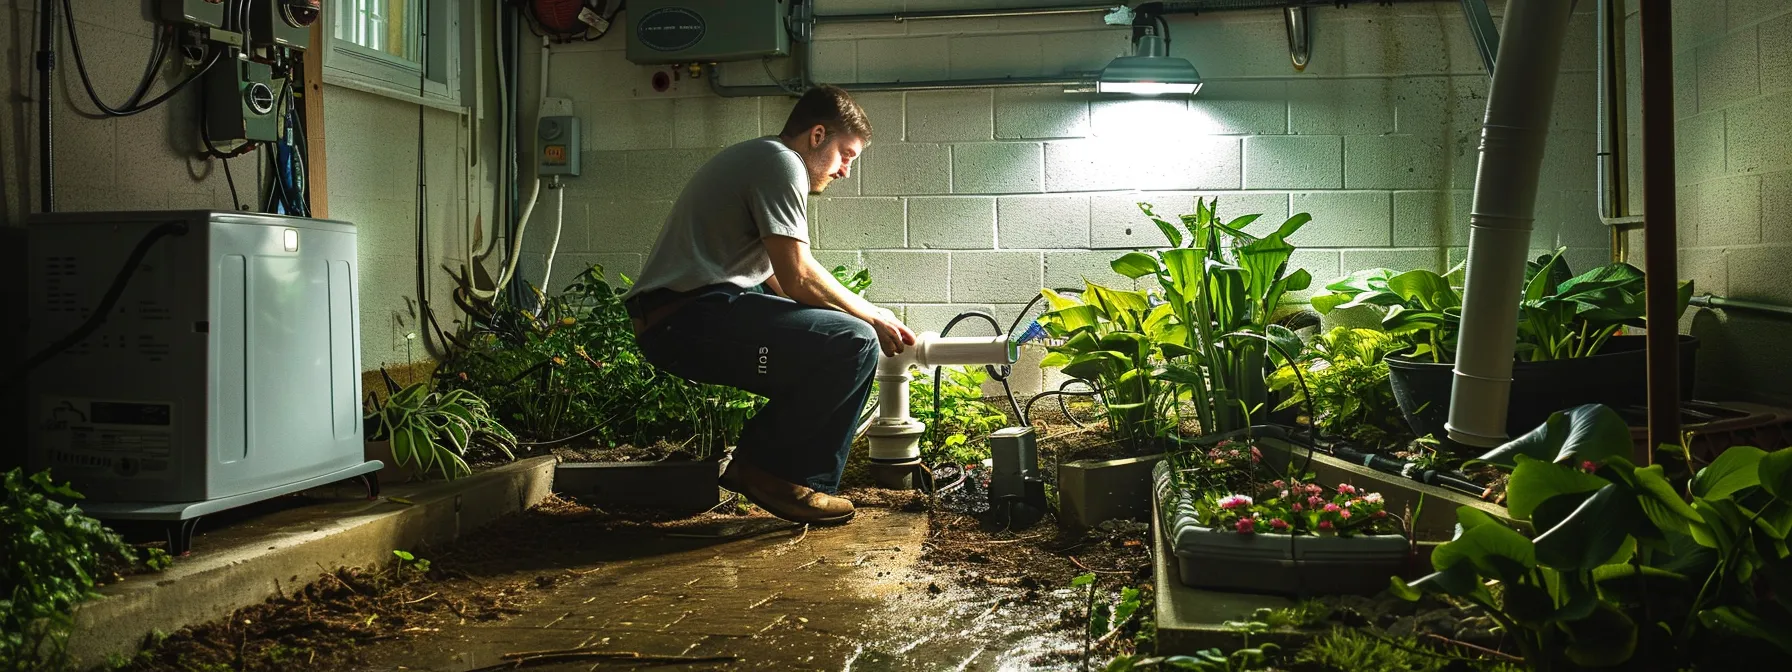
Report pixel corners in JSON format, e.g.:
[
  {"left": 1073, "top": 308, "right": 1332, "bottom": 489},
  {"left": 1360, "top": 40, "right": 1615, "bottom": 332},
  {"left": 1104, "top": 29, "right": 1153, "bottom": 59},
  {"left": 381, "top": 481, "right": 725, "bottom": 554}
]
[
  {"left": 1311, "top": 265, "right": 1465, "bottom": 363},
  {"left": 912, "top": 366, "right": 1009, "bottom": 465},
  {"left": 436, "top": 264, "right": 764, "bottom": 455},
  {"left": 829, "top": 264, "right": 872, "bottom": 296},
  {"left": 1110, "top": 198, "right": 1312, "bottom": 435},
  {"left": 1393, "top": 404, "right": 1792, "bottom": 670},
  {"left": 1038, "top": 282, "right": 1180, "bottom": 451},
  {"left": 367, "top": 383, "right": 517, "bottom": 480},
  {"left": 3, "top": 469, "right": 149, "bottom": 671},
  {"left": 1266, "top": 326, "right": 1410, "bottom": 447},
  {"left": 1514, "top": 250, "right": 1692, "bottom": 362},
  {"left": 391, "top": 549, "right": 431, "bottom": 579}
]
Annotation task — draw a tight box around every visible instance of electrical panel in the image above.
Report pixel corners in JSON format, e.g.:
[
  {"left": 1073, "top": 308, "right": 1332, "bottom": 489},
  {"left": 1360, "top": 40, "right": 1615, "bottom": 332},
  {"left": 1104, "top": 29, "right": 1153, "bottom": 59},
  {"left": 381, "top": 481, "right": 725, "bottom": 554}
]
[
  {"left": 206, "top": 55, "right": 283, "bottom": 143},
  {"left": 158, "top": 0, "right": 227, "bottom": 28},
  {"left": 252, "top": 0, "right": 320, "bottom": 51},
  {"left": 625, "top": 0, "right": 790, "bottom": 65},
  {"left": 538, "top": 116, "right": 581, "bottom": 177}
]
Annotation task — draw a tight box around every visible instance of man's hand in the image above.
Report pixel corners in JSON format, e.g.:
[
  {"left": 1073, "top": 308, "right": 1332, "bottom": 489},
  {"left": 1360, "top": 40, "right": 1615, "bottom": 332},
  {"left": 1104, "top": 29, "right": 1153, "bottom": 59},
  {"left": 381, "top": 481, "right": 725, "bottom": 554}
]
[{"left": 868, "top": 307, "right": 917, "bottom": 358}]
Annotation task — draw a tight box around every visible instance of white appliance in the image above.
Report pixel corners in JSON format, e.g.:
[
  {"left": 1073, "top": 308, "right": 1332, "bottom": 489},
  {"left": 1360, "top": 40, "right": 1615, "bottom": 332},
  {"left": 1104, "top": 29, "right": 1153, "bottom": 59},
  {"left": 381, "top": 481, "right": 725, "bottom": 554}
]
[{"left": 26, "top": 211, "right": 380, "bottom": 552}]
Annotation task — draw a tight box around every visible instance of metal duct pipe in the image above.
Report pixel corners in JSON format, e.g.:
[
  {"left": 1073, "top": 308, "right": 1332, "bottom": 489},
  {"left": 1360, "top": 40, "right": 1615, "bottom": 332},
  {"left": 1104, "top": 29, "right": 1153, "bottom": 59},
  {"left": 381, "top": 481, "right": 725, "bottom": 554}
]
[
  {"left": 1640, "top": 0, "right": 1682, "bottom": 459},
  {"left": 816, "top": 3, "right": 1119, "bottom": 23},
  {"left": 1445, "top": 0, "right": 1575, "bottom": 448}
]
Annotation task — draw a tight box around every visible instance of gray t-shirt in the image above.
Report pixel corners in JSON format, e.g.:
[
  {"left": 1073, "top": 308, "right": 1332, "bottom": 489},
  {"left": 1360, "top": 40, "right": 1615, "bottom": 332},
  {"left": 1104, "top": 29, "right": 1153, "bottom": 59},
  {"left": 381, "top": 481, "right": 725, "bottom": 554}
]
[{"left": 622, "top": 137, "right": 809, "bottom": 301}]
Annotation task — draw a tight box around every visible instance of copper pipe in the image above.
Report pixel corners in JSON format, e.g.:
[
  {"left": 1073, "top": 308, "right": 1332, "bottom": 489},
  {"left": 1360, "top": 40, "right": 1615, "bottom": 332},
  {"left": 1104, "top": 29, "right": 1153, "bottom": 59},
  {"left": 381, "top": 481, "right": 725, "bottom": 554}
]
[{"left": 1640, "top": 0, "right": 1680, "bottom": 465}]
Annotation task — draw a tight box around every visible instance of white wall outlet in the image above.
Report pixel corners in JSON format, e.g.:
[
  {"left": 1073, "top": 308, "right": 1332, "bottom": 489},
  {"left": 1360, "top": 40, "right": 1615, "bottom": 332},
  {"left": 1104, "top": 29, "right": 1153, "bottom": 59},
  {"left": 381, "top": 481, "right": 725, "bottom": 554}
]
[{"left": 542, "top": 97, "right": 574, "bottom": 118}]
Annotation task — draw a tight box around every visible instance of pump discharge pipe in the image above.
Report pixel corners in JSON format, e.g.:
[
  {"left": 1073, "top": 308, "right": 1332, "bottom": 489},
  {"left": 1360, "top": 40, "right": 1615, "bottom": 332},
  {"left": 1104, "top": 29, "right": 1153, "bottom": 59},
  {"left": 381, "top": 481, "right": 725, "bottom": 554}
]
[{"left": 866, "top": 332, "right": 1018, "bottom": 489}]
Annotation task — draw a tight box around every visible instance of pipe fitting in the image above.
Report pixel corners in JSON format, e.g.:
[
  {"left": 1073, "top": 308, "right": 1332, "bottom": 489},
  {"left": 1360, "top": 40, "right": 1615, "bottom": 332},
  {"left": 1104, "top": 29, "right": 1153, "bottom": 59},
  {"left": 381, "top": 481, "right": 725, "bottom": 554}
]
[{"left": 866, "top": 332, "right": 1019, "bottom": 469}]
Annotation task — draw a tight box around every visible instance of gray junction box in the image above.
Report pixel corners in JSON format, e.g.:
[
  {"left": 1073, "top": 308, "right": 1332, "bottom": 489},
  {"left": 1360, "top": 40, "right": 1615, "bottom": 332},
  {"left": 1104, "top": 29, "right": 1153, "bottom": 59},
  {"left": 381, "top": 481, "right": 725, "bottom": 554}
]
[{"left": 626, "top": 0, "right": 790, "bottom": 65}]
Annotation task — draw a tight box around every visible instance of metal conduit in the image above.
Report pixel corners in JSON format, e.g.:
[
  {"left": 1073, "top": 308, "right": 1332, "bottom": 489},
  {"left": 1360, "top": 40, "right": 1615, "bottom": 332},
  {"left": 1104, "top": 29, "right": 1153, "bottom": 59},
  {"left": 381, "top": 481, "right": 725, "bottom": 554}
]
[
  {"left": 1689, "top": 294, "right": 1792, "bottom": 319},
  {"left": 815, "top": 3, "right": 1119, "bottom": 24}
]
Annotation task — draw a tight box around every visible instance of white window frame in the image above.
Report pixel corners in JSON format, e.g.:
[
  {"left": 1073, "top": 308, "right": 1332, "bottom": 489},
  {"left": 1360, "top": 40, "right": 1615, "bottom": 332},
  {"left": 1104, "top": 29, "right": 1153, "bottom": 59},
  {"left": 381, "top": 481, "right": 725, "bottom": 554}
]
[{"left": 323, "top": 0, "right": 466, "bottom": 112}]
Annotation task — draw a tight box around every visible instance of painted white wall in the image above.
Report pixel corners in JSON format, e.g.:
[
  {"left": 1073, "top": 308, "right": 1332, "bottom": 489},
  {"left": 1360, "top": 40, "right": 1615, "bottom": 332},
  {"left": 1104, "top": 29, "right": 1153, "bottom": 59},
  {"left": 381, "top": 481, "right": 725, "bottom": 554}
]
[{"left": 519, "top": 0, "right": 1607, "bottom": 393}]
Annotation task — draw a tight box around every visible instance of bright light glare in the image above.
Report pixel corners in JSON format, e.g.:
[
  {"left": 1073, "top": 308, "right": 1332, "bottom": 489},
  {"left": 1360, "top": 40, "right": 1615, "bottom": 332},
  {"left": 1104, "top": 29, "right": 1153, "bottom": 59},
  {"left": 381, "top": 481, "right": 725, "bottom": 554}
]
[{"left": 1097, "top": 80, "right": 1202, "bottom": 96}]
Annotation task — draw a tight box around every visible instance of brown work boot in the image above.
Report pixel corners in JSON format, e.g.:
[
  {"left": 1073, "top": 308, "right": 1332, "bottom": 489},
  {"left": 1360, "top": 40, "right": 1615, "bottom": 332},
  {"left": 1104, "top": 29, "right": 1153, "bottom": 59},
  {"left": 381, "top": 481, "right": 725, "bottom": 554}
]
[{"left": 720, "top": 460, "right": 855, "bottom": 525}]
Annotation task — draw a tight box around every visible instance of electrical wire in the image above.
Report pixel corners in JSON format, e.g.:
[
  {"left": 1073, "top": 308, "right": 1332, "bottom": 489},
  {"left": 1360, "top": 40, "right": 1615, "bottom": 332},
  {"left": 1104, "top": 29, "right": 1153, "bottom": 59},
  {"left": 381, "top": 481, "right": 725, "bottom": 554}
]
[
  {"left": 60, "top": 0, "right": 216, "bottom": 117},
  {"left": 6, "top": 221, "right": 190, "bottom": 385},
  {"left": 1219, "top": 330, "right": 1319, "bottom": 477}
]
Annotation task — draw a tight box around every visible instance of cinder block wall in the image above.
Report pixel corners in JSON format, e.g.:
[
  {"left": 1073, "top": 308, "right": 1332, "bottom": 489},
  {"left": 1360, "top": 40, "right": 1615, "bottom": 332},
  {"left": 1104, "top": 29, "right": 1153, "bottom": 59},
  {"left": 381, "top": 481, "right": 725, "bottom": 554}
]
[
  {"left": 1652, "top": 0, "right": 1792, "bottom": 404},
  {"left": 524, "top": 0, "right": 1607, "bottom": 394}
]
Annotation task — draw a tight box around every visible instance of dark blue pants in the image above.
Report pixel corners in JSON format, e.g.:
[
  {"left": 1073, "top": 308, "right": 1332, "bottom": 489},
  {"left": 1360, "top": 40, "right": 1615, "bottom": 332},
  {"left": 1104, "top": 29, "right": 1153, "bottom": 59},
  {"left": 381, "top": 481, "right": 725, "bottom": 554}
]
[{"left": 634, "top": 288, "right": 878, "bottom": 494}]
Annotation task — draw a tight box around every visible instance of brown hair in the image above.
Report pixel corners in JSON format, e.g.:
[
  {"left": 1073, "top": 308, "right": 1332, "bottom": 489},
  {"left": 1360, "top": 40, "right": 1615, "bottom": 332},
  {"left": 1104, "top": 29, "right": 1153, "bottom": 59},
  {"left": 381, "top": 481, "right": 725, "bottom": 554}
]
[{"left": 779, "top": 85, "right": 872, "bottom": 143}]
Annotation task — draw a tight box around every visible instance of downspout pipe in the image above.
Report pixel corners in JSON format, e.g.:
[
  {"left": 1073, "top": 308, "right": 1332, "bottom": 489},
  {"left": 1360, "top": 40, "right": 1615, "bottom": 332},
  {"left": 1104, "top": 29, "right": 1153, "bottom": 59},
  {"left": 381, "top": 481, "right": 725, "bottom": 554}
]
[
  {"left": 1640, "top": 0, "right": 1682, "bottom": 458},
  {"left": 1445, "top": 0, "right": 1575, "bottom": 448}
]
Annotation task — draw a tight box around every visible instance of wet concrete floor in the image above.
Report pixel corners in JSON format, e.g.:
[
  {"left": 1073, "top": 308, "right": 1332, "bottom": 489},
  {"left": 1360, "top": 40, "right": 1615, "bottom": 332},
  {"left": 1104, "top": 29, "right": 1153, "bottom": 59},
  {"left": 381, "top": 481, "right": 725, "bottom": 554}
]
[{"left": 350, "top": 510, "right": 1086, "bottom": 671}]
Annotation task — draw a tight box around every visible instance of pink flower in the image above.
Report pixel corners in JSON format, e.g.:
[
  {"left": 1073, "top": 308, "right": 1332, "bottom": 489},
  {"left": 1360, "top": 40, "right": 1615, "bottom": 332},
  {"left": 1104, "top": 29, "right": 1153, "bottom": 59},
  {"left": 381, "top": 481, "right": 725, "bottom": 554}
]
[
  {"left": 1250, "top": 446, "right": 1263, "bottom": 462},
  {"left": 1323, "top": 503, "right": 1341, "bottom": 513},
  {"left": 1292, "top": 503, "right": 1304, "bottom": 513},
  {"left": 1279, "top": 490, "right": 1290, "bottom": 499},
  {"left": 1374, "top": 510, "right": 1388, "bottom": 519},
  {"left": 1340, "top": 510, "right": 1353, "bottom": 520},
  {"left": 1306, "top": 484, "right": 1323, "bottom": 495},
  {"left": 1318, "top": 520, "right": 1334, "bottom": 531},
  {"left": 1364, "top": 492, "right": 1383, "bottom": 504},
  {"left": 1236, "top": 518, "right": 1256, "bottom": 535},
  {"left": 1308, "top": 495, "right": 1324, "bottom": 508},
  {"left": 1228, "top": 450, "right": 1242, "bottom": 461},
  {"left": 1580, "top": 460, "right": 1598, "bottom": 473},
  {"left": 1338, "top": 483, "right": 1357, "bottom": 495},
  {"left": 1270, "top": 518, "right": 1289, "bottom": 531},
  {"left": 1218, "top": 495, "right": 1253, "bottom": 509},
  {"left": 1272, "top": 480, "right": 1286, "bottom": 489}
]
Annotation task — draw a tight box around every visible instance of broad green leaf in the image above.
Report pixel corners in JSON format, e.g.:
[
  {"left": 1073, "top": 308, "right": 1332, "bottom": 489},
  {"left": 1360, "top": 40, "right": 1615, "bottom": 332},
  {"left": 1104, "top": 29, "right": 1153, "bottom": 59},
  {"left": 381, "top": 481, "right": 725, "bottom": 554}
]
[
  {"left": 1111, "top": 252, "right": 1163, "bottom": 280},
  {"left": 1309, "top": 292, "right": 1350, "bottom": 314},
  {"left": 1692, "top": 446, "right": 1766, "bottom": 500},
  {"left": 1387, "top": 269, "right": 1460, "bottom": 309},
  {"left": 1472, "top": 404, "right": 1634, "bottom": 470},
  {"left": 1274, "top": 213, "right": 1312, "bottom": 240},
  {"left": 1429, "top": 517, "right": 1536, "bottom": 581},
  {"left": 1507, "top": 455, "right": 1610, "bottom": 521},
  {"left": 1100, "top": 332, "right": 1152, "bottom": 364},
  {"left": 1040, "top": 352, "right": 1072, "bottom": 368},
  {"left": 1632, "top": 464, "right": 1703, "bottom": 535},
  {"left": 1062, "top": 351, "right": 1130, "bottom": 382},
  {"left": 1042, "top": 288, "right": 1084, "bottom": 312},
  {"left": 1155, "top": 365, "right": 1207, "bottom": 387},
  {"left": 1142, "top": 205, "right": 1184, "bottom": 248},
  {"left": 1161, "top": 249, "right": 1203, "bottom": 298},
  {"left": 1455, "top": 506, "right": 1505, "bottom": 532},
  {"left": 1591, "top": 563, "right": 1693, "bottom": 604},
  {"left": 1760, "top": 447, "right": 1792, "bottom": 500},
  {"left": 1281, "top": 267, "right": 1312, "bottom": 293},
  {"left": 1534, "top": 484, "right": 1643, "bottom": 571},
  {"left": 1222, "top": 213, "right": 1262, "bottom": 233},
  {"left": 1564, "top": 602, "right": 1639, "bottom": 667},
  {"left": 1399, "top": 561, "right": 1484, "bottom": 599},
  {"left": 1042, "top": 305, "right": 1100, "bottom": 335},
  {"left": 1503, "top": 582, "right": 1556, "bottom": 626},
  {"left": 1264, "top": 324, "right": 1302, "bottom": 368},
  {"left": 1699, "top": 605, "right": 1792, "bottom": 656}
]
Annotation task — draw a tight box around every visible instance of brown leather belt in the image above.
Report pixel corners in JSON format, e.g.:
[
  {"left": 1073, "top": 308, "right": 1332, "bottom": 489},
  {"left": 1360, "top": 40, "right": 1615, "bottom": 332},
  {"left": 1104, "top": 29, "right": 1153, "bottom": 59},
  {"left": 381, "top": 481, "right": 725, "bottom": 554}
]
[{"left": 626, "top": 283, "right": 737, "bottom": 335}]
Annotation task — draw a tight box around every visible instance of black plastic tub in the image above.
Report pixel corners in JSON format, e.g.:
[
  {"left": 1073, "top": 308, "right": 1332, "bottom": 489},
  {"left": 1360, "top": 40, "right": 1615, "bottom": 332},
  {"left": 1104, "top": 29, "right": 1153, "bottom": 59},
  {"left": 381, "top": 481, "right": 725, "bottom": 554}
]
[{"left": 1386, "top": 334, "right": 1699, "bottom": 447}]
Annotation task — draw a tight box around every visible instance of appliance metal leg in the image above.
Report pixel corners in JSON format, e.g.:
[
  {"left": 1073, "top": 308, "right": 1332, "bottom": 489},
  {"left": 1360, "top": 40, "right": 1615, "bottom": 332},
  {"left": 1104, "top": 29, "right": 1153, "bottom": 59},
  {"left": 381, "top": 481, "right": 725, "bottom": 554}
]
[{"left": 166, "top": 518, "right": 202, "bottom": 556}]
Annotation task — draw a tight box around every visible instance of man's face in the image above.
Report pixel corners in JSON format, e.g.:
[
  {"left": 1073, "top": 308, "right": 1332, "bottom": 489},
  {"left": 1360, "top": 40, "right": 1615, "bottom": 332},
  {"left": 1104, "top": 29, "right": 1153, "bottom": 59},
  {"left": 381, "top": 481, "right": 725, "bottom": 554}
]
[{"left": 799, "top": 126, "right": 864, "bottom": 195}]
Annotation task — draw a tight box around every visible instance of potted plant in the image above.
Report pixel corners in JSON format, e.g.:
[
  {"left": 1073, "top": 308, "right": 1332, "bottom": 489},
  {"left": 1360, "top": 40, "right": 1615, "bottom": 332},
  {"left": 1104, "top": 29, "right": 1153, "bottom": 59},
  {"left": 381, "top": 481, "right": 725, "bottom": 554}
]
[
  {"left": 365, "top": 383, "right": 518, "bottom": 483},
  {"left": 1153, "top": 437, "right": 1408, "bottom": 597},
  {"left": 1040, "top": 198, "right": 1315, "bottom": 530},
  {"left": 1310, "top": 250, "right": 1699, "bottom": 445}
]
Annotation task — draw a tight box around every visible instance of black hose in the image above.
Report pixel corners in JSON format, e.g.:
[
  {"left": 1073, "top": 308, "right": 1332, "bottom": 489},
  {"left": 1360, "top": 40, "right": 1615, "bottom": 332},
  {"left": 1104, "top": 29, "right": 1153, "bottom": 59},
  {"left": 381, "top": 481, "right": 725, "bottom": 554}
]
[
  {"left": 37, "top": 0, "right": 54, "bottom": 212},
  {"left": 1023, "top": 389, "right": 1098, "bottom": 427},
  {"left": 933, "top": 310, "right": 1004, "bottom": 451},
  {"left": 7, "top": 221, "right": 190, "bottom": 385},
  {"left": 1056, "top": 379, "right": 1093, "bottom": 428},
  {"left": 60, "top": 0, "right": 212, "bottom": 118},
  {"left": 1220, "top": 331, "right": 1320, "bottom": 477}
]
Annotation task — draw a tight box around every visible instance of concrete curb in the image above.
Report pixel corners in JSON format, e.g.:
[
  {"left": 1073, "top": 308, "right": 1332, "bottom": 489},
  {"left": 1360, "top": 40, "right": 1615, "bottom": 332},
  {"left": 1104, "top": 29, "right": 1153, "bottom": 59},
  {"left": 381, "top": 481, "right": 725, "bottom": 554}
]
[{"left": 67, "top": 456, "right": 558, "bottom": 668}]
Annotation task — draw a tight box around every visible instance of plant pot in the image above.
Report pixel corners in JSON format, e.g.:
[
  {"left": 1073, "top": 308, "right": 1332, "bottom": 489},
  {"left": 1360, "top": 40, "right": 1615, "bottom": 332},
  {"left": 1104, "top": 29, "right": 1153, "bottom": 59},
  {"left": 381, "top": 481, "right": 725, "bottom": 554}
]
[
  {"left": 1153, "top": 461, "right": 1409, "bottom": 597},
  {"left": 1057, "top": 453, "right": 1165, "bottom": 533},
  {"left": 554, "top": 452, "right": 730, "bottom": 514},
  {"left": 1386, "top": 334, "right": 1699, "bottom": 448}
]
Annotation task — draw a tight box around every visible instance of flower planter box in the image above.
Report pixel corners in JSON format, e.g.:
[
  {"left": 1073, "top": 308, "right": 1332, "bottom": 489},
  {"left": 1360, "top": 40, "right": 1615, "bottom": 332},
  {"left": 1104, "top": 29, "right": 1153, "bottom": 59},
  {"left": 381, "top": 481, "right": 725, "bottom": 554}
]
[
  {"left": 1057, "top": 453, "right": 1164, "bottom": 532},
  {"left": 1387, "top": 334, "right": 1699, "bottom": 450},
  {"left": 1154, "top": 460, "right": 1410, "bottom": 597},
  {"left": 554, "top": 454, "right": 729, "bottom": 515}
]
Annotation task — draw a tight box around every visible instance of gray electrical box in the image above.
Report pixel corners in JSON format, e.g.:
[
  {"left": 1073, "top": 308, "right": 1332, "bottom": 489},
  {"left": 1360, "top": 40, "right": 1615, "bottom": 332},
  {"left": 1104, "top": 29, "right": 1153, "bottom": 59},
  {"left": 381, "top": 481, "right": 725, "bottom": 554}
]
[
  {"left": 625, "top": 0, "right": 790, "bottom": 65},
  {"left": 159, "top": 0, "right": 227, "bottom": 28},
  {"left": 538, "top": 116, "right": 581, "bottom": 177},
  {"left": 205, "top": 56, "right": 282, "bottom": 144}
]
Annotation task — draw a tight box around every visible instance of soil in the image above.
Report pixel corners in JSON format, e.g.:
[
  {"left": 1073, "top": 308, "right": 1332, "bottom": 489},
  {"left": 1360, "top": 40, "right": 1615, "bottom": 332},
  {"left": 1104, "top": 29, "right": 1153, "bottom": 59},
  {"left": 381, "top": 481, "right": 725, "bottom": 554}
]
[{"left": 109, "top": 414, "right": 1161, "bottom": 671}]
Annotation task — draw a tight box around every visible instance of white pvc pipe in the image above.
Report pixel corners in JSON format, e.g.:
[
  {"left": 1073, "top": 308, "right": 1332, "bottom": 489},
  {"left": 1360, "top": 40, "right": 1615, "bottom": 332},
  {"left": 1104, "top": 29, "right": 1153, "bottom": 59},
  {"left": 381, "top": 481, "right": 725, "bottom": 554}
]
[
  {"left": 540, "top": 180, "right": 565, "bottom": 295},
  {"left": 492, "top": 37, "right": 552, "bottom": 295},
  {"left": 866, "top": 332, "right": 1016, "bottom": 461},
  {"left": 1446, "top": 0, "right": 1575, "bottom": 447}
]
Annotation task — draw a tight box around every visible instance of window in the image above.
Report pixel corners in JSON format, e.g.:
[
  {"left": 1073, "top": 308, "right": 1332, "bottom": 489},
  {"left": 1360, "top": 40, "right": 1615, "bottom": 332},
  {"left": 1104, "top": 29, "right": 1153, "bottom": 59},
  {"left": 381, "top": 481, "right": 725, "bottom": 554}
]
[{"left": 324, "top": 0, "right": 463, "bottom": 109}]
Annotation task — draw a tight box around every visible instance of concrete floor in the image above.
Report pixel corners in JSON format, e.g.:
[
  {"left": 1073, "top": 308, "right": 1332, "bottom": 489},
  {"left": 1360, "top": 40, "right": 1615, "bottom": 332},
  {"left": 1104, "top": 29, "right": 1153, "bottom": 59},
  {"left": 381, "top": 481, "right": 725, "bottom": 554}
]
[{"left": 350, "top": 510, "right": 1086, "bottom": 671}]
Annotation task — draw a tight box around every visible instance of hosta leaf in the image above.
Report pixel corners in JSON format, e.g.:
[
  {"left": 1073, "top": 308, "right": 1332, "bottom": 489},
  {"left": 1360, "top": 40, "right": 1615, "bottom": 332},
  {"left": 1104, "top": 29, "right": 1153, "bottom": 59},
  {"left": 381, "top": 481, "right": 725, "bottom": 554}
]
[
  {"left": 1506, "top": 455, "right": 1611, "bottom": 521},
  {"left": 1692, "top": 446, "right": 1766, "bottom": 500},
  {"left": 1111, "top": 252, "right": 1163, "bottom": 280}
]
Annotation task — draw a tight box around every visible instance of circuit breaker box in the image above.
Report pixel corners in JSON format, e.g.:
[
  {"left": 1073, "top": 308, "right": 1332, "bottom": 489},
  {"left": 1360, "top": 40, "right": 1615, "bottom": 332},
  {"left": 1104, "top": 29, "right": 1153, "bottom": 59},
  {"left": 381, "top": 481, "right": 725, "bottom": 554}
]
[
  {"left": 158, "top": 0, "right": 227, "bottom": 28},
  {"left": 252, "top": 0, "right": 321, "bottom": 51},
  {"left": 625, "top": 0, "right": 789, "bottom": 65}
]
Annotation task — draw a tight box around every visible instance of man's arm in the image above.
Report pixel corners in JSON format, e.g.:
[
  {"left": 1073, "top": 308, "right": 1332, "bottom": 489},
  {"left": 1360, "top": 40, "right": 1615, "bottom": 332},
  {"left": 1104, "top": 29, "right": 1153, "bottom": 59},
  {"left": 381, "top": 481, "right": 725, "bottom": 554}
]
[
  {"left": 765, "top": 235, "right": 915, "bottom": 356},
  {"left": 762, "top": 274, "right": 788, "bottom": 298}
]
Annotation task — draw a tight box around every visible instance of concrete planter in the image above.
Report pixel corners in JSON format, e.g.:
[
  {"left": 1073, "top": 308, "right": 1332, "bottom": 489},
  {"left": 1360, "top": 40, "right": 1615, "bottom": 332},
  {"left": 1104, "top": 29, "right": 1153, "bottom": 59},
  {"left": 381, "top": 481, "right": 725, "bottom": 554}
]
[
  {"left": 1057, "top": 453, "right": 1164, "bottom": 532},
  {"left": 555, "top": 454, "right": 729, "bottom": 514}
]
